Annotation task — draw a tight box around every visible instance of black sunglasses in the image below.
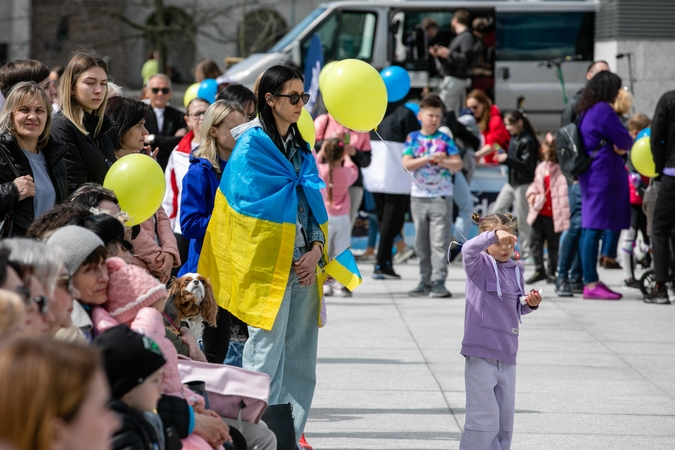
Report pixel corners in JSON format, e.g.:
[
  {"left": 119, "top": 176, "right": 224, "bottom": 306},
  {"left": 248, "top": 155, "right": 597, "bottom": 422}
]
[
  {"left": 151, "top": 88, "right": 170, "bottom": 94},
  {"left": 275, "top": 93, "right": 310, "bottom": 105}
]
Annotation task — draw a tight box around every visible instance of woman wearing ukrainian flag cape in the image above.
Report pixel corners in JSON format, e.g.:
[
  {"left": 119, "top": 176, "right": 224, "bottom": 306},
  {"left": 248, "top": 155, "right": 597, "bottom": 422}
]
[{"left": 198, "top": 65, "right": 328, "bottom": 445}]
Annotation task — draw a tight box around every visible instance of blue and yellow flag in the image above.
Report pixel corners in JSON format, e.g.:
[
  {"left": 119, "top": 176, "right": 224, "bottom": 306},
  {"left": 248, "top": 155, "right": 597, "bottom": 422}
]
[
  {"left": 324, "top": 249, "right": 362, "bottom": 291},
  {"left": 198, "top": 126, "right": 329, "bottom": 331}
]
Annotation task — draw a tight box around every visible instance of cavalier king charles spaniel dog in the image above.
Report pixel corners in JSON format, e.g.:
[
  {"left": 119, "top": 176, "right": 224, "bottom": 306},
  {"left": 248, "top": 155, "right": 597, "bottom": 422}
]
[{"left": 165, "top": 273, "right": 218, "bottom": 340}]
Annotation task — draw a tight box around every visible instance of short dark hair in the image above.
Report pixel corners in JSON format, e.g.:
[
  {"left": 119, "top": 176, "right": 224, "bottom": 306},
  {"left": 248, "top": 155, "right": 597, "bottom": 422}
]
[
  {"left": 104, "top": 97, "right": 150, "bottom": 150},
  {"left": 419, "top": 96, "right": 445, "bottom": 111},
  {"left": 25, "top": 203, "right": 93, "bottom": 239},
  {"left": 67, "top": 183, "right": 118, "bottom": 209},
  {"left": 0, "top": 60, "right": 50, "bottom": 97},
  {"left": 76, "top": 214, "right": 132, "bottom": 254},
  {"left": 217, "top": 84, "right": 256, "bottom": 113},
  {"left": 81, "top": 246, "right": 108, "bottom": 268},
  {"left": 453, "top": 9, "right": 471, "bottom": 26},
  {"left": 586, "top": 60, "right": 609, "bottom": 75}
]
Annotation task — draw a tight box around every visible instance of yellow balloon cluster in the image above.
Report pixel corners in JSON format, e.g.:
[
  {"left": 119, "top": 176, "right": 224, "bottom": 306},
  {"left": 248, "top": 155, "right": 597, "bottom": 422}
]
[
  {"left": 321, "top": 59, "right": 388, "bottom": 132},
  {"left": 631, "top": 136, "right": 657, "bottom": 178},
  {"left": 183, "top": 83, "right": 200, "bottom": 108},
  {"left": 297, "top": 108, "right": 316, "bottom": 149},
  {"left": 103, "top": 154, "right": 167, "bottom": 225},
  {"left": 319, "top": 61, "right": 337, "bottom": 92}
]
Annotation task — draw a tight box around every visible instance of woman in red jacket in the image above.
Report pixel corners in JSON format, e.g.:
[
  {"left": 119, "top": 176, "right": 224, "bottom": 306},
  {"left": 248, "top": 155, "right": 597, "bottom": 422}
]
[{"left": 467, "top": 90, "right": 510, "bottom": 164}]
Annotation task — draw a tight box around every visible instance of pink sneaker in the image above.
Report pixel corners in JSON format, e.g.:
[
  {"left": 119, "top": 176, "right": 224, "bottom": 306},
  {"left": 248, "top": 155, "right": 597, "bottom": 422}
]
[{"left": 583, "top": 282, "right": 622, "bottom": 300}]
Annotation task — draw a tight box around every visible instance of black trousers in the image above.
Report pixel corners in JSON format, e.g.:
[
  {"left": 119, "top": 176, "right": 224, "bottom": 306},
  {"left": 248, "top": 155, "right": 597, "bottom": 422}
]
[
  {"left": 373, "top": 193, "right": 410, "bottom": 267},
  {"left": 201, "top": 306, "right": 232, "bottom": 364},
  {"left": 652, "top": 175, "right": 675, "bottom": 284},
  {"left": 531, "top": 215, "right": 560, "bottom": 277},
  {"left": 171, "top": 232, "right": 190, "bottom": 278}
]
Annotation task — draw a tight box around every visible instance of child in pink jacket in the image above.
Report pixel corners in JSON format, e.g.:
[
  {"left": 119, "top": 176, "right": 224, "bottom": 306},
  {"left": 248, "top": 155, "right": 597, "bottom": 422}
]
[
  {"left": 315, "top": 139, "right": 358, "bottom": 296},
  {"left": 525, "top": 138, "right": 569, "bottom": 284}
]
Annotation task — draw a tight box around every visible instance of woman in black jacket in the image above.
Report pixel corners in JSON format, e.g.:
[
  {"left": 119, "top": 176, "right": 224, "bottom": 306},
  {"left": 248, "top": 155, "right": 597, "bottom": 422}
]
[
  {"left": 50, "top": 52, "right": 116, "bottom": 193},
  {"left": 0, "top": 81, "right": 68, "bottom": 236},
  {"left": 491, "top": 110, "right": 540, "bottom": 263}
]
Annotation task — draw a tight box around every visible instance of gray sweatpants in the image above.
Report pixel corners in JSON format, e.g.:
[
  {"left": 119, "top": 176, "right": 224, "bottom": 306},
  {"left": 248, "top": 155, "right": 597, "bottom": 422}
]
[
  {"left": 460, "top": 356, "right": 516, "bottom": 450},
  {"left": 410, "top": 196, "right": 452, "bottom": 284},
  {"left": 490, "top": 183, "right": 532, "bottom": 259}
]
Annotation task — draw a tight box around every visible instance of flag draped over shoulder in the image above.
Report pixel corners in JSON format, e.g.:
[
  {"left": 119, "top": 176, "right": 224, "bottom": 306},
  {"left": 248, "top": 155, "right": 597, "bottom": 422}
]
[{"left": 198, "top": 126, "right": 329, "bottom": 331}]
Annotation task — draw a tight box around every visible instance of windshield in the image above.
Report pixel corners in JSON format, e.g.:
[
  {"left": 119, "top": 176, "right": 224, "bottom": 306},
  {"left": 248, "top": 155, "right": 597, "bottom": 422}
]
[{"left": 269, "top": 6, "right": 328, "bottom": 53}]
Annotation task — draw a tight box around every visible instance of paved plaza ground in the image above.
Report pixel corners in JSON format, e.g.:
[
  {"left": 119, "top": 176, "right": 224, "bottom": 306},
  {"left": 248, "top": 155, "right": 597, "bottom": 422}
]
[{"left": 305, "top": 257, "right": 675, "bottom": 449}]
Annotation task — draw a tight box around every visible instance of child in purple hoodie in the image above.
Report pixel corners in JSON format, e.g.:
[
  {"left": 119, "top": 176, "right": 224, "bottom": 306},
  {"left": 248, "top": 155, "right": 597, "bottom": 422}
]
[{"left": 459, "top": 212, "right": 542, "bottom": 450}]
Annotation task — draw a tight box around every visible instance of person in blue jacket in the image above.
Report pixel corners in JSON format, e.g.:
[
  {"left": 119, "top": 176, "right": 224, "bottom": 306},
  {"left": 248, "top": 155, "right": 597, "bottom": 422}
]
[{"left": 179, "top": 100, "right": 246, "bottom": 363}]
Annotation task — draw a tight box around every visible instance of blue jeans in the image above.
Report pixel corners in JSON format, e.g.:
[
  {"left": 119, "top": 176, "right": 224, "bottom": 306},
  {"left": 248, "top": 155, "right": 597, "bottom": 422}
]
[
  {"left": 601, "top": 229, "right": 621, "bottom": 259},
  {"left": 453, "top": 171, "right": 477, "bottom": 243},
  {"left": 558, "top": 183, "right": 582, "bottom": 281},
  {"left": 580, "top": 228, "right": 604, "bottom": 284},
  {"left": 243, "top": 268, "right": 319, "bottom": 443}
]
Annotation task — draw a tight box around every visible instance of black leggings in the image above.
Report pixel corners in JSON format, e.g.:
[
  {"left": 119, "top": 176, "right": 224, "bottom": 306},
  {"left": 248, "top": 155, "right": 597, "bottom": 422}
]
[
  {"left": 201, "top": 306, "right": 232, "bottom": 364},
  {"left": 652, "top": 176, "right": 675, "bottom": 284},
  {"left": 373, "top": 193, "right": 410, "bottom": 267}
]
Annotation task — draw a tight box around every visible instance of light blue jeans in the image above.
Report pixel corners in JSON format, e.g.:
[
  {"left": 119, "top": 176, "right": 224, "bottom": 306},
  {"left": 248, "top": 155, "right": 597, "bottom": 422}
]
[
  {"left": 453, "top": 171, "right": 477, "bottom": 243},
  {"left": 243, "top": 268, "right": 319, "bottom": 443}
]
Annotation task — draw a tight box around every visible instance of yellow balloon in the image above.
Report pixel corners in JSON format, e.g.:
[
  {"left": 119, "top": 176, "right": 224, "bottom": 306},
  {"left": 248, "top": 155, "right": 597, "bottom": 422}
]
[
  {"left": 297, "top": 107, "right": 316, "bottom": 149},
  {"left": 322, "top": 59, "right": 387, "bottom": 132},
  {"left": 631, "top": 136, "right": 657, "bottom": 178},
  {"left": 103, "top": 154, "right": 166, "bottom": 225},
  {"left": 319, "top": 61, "right": 338, "bottom": 92},
  {"left": 183, "top": 83, "right": 200, "bottom": 108}
]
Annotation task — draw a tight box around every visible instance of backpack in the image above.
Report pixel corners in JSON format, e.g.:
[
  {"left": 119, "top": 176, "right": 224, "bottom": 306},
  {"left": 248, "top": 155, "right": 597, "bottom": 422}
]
[{"left": 556, "top": 114, "right": 606, "bottom": 181}]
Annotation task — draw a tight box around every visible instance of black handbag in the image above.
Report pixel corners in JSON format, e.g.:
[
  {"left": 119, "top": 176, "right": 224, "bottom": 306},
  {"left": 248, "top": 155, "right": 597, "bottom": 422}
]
[
  {"left": 0, "top": 145, "right": 22, "bottom": 238},
  {"left": 261, "top": 403, "right": 297, "bottom": 450}
]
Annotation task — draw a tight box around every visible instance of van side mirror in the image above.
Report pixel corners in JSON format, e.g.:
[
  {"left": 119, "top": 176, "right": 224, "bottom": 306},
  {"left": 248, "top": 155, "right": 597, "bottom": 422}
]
[{"left": 291, "top": 41, "right": 302, "bottom": 68}]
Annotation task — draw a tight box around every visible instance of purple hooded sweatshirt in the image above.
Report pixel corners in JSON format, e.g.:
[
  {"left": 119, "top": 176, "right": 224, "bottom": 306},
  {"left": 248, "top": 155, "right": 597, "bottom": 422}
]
[{"left": 461, "top": 231, "right": 538, "bottom": 365}]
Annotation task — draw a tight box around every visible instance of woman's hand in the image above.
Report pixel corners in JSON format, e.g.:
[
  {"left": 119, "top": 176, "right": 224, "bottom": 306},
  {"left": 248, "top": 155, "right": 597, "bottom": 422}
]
[
  {"left": 143, "top": 144, "right": 160, "bottom": 160},
  {"left": 156, "top": 252, "right": 174, "bottom": 284},
  {"left": 193, "top": 413, "right": 232, "bottom": 449},
  {"left": 294, "top": 245, "right": 322, "bottom": 286},
  {"left": 496, "top": 152, "right": 508, "bottom": 163},
  {"left": 180, "top": 327, "right": 208, "bottom": 362},
  {"left": 495, "top": 229, "right": 518, "bottom": 249},
  {"left": 13, "top": 175, "right": 35, "bottom": 201},
  {"left": 527, "top": 193, "right": 536, "bottom": 206}
]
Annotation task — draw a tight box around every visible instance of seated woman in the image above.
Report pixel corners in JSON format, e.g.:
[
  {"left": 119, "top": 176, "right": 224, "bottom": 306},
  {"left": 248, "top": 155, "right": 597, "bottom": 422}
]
[{"left": 0, "top": 81, "right": 69, "bottom": 236}]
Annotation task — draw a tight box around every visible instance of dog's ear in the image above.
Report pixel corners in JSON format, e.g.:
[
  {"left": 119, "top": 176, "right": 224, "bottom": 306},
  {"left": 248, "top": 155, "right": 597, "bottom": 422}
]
[
  {"left": 167, "top": 277, "right": 182, "bottom": 297},
  {"left": 201, "top": 279, "right": 218, "bottom": 326}
]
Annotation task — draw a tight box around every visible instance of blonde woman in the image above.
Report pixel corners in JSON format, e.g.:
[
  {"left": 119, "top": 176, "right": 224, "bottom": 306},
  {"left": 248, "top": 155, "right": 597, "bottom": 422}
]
[
  {"left": 179, "top": 100, "right": 246, "bottom": 363},
  {"left": 50, "top": 52, "right": 115, "bottom": 192},
  {"left": 0, "top": 338, "right": 119, "bottom": 450},
  {"left": 0, "top": 81, "right": 69, "bottom": 236}
]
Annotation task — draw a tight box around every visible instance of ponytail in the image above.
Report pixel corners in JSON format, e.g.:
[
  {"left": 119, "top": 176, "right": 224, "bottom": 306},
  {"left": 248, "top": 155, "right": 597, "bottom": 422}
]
[{"left": 323, "top": 139, "right": 345, "bottom": 205}]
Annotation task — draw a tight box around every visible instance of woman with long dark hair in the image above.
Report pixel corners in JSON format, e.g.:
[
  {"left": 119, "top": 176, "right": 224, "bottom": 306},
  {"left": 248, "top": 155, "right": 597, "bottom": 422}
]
[
  {"left": 198, "top": 65, "right": 327, "bottom": 448},
  {"left": 576, "top": 71, "right": 634, "bottom": 300}
]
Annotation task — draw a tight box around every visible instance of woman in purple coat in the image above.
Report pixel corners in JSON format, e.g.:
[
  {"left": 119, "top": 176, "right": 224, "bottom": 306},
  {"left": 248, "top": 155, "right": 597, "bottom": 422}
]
[{"left": 577, "top": 71, "right": 634, "bottom": 300}]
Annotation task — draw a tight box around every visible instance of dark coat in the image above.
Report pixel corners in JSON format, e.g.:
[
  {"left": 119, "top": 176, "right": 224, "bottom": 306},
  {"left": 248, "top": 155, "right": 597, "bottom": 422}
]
[
  {"left": 145, "top": 105, "right": 187, "bottom": 171},
  {"left": 50, "top": 110, "right": 116, "bottom": 193},
  {"left": 502, "top": 131, "right": 538, "bottom": 187},
  {"left": 110, "top": 400, "right": 161, "bottom": 450},
  {"left": 651, "top": 90, "right": 675, "bottom": 175},
  {"left": 0, "top": 133, "right": 68, "bottom": 236}
]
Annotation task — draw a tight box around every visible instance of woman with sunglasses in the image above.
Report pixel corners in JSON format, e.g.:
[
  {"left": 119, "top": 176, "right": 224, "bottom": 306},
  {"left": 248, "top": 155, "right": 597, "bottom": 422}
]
[
  {"left": 50, "top": 52, "right": 115, "bottom": 193},
  {"left": 0, "top": 242, "right": 55, "bottom": 337},
  {"left": 0, "top": 81, "right": 69, "bottom": 237},
  {"left": 163, "top": 97, "right": 211, "bottom": 274},
  {"left": 200, "top": 66, "right": 325, "bottom": 448},
  {"left": 467, "top": 89, "right": 510, "bottom": 164},
  {"left": 0, "top": 238, "right": 79, "bottom": 338}
]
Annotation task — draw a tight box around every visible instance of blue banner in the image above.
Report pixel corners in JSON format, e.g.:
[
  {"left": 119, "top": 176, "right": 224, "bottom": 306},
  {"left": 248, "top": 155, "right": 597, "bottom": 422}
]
[{"left": 303, "top": 33, "right": 323, "bottom": 115}]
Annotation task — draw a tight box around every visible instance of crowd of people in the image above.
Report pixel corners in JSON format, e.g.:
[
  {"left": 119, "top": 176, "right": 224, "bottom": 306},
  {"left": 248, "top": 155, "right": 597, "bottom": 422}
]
[{"left": 0, "top": 8, "right": 673, "bottom": 450}]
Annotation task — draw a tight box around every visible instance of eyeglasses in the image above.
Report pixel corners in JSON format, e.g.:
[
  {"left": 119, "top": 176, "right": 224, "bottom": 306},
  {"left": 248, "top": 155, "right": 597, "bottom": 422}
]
[
  {"left": 31, "top": 295, "right": 49, "bottom": 317},
  {"left": 151, "top": 88, "right": 170, "bottom": 95},
  {"left": 275, "top": 93, "right": 310, "bottom": 105},
  {"left": 55, "top": 274, "right": 74, "bottom": 294},
  {"left": 189, "top": 111, "right": 206, "bottom": 119}
]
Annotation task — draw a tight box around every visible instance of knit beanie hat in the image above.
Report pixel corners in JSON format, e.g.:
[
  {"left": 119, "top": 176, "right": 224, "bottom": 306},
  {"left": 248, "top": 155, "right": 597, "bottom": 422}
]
[
  {"left": 94, "top": 324, "right": 166, "bottom": 399},
  {"left": 47, "top": 225, "right": 105, "bottom": 276},
  {"left": 105, "top": 257, "right": 167, "bottom": 325}
]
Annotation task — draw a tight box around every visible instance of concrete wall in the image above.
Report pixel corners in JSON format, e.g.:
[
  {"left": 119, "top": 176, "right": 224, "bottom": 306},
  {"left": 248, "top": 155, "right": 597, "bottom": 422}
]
[
  {"left": 0, "top": 0, "right": 31, "bottom": 61},
  {"left": 595, "top": 39, "right": 675, "bottom": 118}
]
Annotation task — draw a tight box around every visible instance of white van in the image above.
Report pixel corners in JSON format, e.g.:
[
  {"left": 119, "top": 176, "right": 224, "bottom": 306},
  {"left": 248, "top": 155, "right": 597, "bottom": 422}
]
[{"left": 226, "top": 0, "right": 598, "bottom": 131}]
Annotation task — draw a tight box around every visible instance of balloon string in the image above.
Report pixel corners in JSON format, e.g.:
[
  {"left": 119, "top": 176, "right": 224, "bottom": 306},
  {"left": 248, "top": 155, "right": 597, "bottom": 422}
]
[{"left": 373, "top": 130, "right": 470, "bottom": 245}]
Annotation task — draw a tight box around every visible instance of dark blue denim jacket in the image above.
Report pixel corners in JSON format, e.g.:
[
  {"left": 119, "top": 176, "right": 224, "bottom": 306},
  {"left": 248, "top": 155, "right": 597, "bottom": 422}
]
[{"left": 285, "top": 135, "right": 325, "bottom": 263}]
